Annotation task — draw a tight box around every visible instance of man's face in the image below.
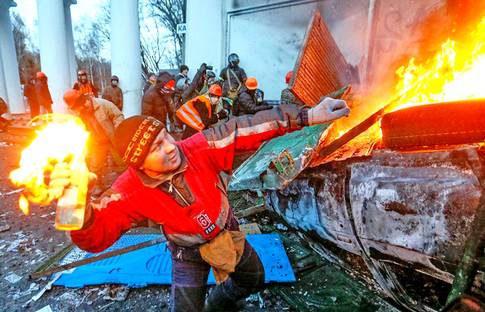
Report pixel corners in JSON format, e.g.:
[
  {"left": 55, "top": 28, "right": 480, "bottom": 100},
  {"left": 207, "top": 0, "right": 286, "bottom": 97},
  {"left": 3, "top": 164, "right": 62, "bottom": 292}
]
[
  {"left": 209, "top": 94, "right": 220, "bottom": 105},
  {"left": 69, "top": 98, "right": 93, "bottom": 115},
  {"left": 141, "top": 129, "right": 181, "bottom": 175},
  {"left": 111, "top": 79, "right": 119, "bottom": 87},
  {"left": 149, "top": 75, "right": 157, "bottom": 84},
  {"left": 181, "top": 69, "right": 189, "bottom": 76},
  {"left": 78, "top": 74, "right": 88, "bottom": 84}
]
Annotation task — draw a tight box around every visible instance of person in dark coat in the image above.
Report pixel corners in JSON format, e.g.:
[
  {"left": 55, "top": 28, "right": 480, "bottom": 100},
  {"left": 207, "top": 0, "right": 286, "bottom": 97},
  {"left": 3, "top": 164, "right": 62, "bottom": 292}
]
[
  {"left": 280, "top": 70, "right": 304, "bottom": 106},
  {"left": 34, "top": 72, "right": 53, "bottom": 114},
  {"left": 219, "top": 53, "right": 247, "bottom": 100},
  {"left": 142, "top": 71, "right": 175, "bottom": 124},
  {"left": 24, "top": 75, "right": 39, "bottom": 119},
  {"left": 102, "top": 75, "right": 124, "bottom": 111},
  {"left": 234, "top": 77, "right": 272, "bottom": 116},
  {"left": 181, "top": 63, "right": 209, "bottom": 103}
]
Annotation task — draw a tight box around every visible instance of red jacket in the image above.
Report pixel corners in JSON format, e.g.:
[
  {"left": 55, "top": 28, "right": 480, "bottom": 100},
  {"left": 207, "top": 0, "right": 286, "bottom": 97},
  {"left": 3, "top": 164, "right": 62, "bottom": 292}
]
[{"left": 71, "top": 104, "right": 307, "bottom": 253}]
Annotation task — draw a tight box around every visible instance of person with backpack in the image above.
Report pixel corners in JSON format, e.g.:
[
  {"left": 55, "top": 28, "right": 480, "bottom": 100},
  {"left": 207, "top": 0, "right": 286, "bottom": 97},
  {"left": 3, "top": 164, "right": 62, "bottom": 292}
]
[{"left": 220, "top": 53, "right": 247, "bottom": 101}]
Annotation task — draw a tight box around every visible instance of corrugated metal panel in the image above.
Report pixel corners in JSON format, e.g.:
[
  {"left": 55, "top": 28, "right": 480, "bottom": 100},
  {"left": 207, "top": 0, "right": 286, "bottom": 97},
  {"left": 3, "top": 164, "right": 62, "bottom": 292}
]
[{"left": 289, "top": 10, "right": 352, "bottom": 107}]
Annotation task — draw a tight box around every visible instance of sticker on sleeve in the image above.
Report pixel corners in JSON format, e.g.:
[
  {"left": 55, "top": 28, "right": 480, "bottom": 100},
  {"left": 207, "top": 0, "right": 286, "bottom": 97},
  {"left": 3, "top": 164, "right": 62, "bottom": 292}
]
[{"left": 195, "top": 212, "right": 216, "bottom": 235}]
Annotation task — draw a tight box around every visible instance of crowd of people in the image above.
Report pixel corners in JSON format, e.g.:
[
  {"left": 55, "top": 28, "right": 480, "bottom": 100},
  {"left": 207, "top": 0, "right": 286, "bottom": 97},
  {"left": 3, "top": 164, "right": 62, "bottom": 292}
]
[
  {"left": 141, "top": 53, "right": 303, "bottom": 139},
  {"left": 3, "top": 52, "right": 350, "bottom": 311}
]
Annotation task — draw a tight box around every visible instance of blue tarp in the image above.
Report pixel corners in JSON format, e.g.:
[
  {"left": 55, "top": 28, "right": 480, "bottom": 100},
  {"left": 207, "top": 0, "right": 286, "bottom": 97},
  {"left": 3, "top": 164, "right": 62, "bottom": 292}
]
[{"left": 54, "top": 233, "right": 295, "bottom": 288}]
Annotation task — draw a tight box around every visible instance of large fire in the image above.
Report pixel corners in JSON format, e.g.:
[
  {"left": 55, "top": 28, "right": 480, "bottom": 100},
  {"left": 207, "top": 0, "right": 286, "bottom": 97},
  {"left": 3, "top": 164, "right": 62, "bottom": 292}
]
[
  {"left": 390, "top": 17, "right": 485, "bottom": 112},
  {"left": 9, "top": 114, "right": 90, "bottom": 230},
  {"left": 316, "top": 16, "right": 485, "bottom": 164}
]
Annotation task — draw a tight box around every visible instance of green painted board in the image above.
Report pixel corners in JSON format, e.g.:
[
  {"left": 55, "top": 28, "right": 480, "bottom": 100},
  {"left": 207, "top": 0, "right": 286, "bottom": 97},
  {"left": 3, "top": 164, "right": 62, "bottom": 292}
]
[{"left": 229, "top": 124, "right": 328, "bottom": 191}]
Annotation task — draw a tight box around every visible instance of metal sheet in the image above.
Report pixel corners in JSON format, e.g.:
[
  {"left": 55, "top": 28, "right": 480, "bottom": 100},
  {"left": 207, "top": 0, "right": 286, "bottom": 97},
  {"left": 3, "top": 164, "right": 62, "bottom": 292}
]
[
  {"left": 266, "top": 146, "right": 484, "bottom": 311},
  {"left": 289, "top": 10, "right": 352, "bottom": 106}
]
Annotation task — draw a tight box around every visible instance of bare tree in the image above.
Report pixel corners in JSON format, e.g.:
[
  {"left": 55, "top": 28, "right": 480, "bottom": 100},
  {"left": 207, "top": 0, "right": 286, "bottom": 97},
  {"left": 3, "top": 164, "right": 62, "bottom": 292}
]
[
  {"left": 74, "top": 17, "right": 110, "bottom": 91},
  {"left": 139, "top": 3, "right": 180, "bottom": 76},
  {"left": 146, "top": 0, "right": 185, "bottom": 66},
  {"left": 140, "top": 19, "right": 169, "bottom": 76},
  {"left": 96, "top": 2, "right": 111, "bottom": 42},
  {"left": 11, "top": 13, "right": 40, "bottom": 83}
]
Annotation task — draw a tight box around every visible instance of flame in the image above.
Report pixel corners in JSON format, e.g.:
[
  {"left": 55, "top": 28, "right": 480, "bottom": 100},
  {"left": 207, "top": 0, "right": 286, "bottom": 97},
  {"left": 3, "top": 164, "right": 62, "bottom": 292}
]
[
  {"left": 19, "top": 194, "right": 29, "bottom": 215},
  {"left": 9, "top": 114, "right": 90, "bottom": 215},
  {"left": 390, "top": 17, "right": 485, "bottom": 111},
  {"left": 317, "top": 16, "right": 485, "bottom": 164}
]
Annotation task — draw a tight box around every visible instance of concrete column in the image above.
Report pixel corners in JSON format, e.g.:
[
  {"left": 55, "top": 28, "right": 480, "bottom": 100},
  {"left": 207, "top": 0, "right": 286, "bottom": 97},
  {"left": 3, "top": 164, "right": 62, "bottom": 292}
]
[
  {"left": 65, "top": 0, "right": 77, "bottom": 87},
  {"left": 0, "top": 0, "right": 24, "bottom": 113},
  {"left": 185, "top": 0, "right": 224, "bottom": 75},
  {"left": 111, "top": 0, "right": 142, "bottom": 117},
  {"left": 37, "top": 0, "right": 71, "bottom": 113}
]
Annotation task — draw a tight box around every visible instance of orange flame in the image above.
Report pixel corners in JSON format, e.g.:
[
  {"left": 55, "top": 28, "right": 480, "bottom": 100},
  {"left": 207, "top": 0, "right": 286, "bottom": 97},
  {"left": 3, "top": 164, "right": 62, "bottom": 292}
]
[
  {"left": 317, "top": 16, "right": 485, "bottom": 164},
  {"left": 390, "top": 17, "right": 485, "bottom": 112},
  {"left": 9, "top": 114, "right": 90, "bottom": 216}
]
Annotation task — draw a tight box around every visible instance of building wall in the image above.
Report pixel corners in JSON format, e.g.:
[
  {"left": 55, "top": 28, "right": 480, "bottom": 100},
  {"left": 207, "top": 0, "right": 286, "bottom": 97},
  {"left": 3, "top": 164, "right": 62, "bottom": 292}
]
[
  {"left": 185, "top": 0, "right": 447, "bottom": 101},
  {"left": 186, "top": 0, "right": 369, "bottom": 101}
]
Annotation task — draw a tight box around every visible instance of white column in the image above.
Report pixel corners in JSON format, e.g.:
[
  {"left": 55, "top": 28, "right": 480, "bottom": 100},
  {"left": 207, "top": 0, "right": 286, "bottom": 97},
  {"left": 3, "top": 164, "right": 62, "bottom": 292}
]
[
  {"left": 185, "top": 0, "right": 224, "bottom": 74},
  {"left": 65, "top": 0, "right": 77, "bottom": 87},
  {"left": 37, "top": 0, "right": 71, "bottom": 113},
  {"left": 111, "top": 0, "right": 142, "bottom": 117},
  {"left": 0, "top": 0, "right": 24, "bottom": 113}
]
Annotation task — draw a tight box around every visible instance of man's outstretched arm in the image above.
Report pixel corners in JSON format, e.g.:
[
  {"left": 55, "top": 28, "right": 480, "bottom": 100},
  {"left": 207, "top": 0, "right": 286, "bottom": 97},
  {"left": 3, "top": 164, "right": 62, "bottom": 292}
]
[{"left": 202, "top": 98, "right": 350, "bottom": 172}]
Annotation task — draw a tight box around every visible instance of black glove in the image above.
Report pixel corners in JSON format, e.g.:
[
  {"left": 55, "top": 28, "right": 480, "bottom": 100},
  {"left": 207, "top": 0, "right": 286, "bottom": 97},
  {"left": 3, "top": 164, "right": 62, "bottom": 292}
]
[
  {"left": 217, "top": 109, "right": 228, "bottom": 120},
  {"left": 208, "top": 114, "right": 219, "bottom": 124}
]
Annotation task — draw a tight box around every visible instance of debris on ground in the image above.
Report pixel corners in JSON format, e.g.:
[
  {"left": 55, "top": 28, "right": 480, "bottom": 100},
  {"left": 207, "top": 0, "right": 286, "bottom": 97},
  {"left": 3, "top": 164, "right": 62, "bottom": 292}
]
[
  {"left": 4, "top": 273, "right": 22, "bottom": 284},
  {"left": 99, "top": 285, "right": 130, "bottom": 302}
]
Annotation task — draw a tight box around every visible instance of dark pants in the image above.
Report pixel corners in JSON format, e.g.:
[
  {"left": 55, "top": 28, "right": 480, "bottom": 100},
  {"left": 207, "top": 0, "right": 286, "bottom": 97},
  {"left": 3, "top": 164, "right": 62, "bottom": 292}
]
[
  {"left": 169, "top": 240, "right": 265, "bottom": 312},
  {"left": 28, "top": 100, "right": 40, "bottom": 119}
]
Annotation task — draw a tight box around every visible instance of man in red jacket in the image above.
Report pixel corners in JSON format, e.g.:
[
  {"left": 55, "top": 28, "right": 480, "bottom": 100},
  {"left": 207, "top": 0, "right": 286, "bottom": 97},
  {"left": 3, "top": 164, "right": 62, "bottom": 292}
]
[{"left": 61, "top": 97, "right": 349, "bottom": 311}]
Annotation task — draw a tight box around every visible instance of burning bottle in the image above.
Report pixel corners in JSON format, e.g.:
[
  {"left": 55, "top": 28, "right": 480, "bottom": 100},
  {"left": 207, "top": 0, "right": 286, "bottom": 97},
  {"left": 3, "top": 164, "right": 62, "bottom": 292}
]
[
  {"left": 9, "top": 114, "right": 91, "bottom": 231},
  {"left": 54, "top": 162, "right": 90, "bottom": 231}
]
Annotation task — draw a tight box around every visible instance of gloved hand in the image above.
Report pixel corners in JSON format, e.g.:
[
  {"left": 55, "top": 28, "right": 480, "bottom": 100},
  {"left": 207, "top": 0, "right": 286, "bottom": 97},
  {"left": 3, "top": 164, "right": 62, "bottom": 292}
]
[
  {"left": 308, "top": 97, "right": 350, "bottom": 125},
  {"left": 217, "top": 109, "right": 228, "bottom": 120},
  {"left": 48, "top": 162, "right": 97, "bottom": 200}
]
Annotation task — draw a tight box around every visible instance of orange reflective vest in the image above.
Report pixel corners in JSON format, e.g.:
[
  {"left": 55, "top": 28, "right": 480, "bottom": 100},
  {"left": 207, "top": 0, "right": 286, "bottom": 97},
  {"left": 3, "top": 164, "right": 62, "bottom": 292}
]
[{"left": 176, "top": 95, "right": 212, "bottom": 131}]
